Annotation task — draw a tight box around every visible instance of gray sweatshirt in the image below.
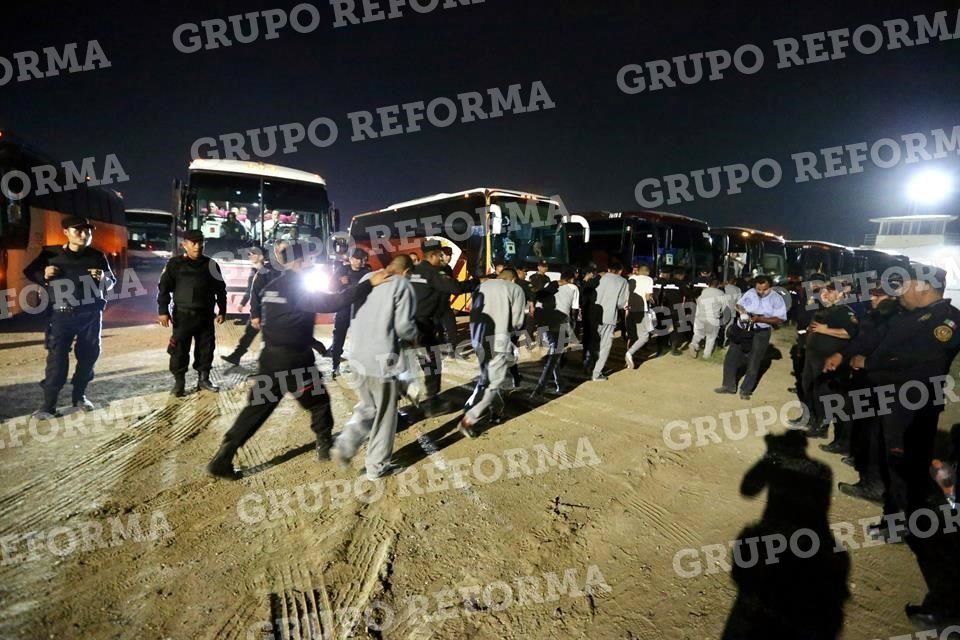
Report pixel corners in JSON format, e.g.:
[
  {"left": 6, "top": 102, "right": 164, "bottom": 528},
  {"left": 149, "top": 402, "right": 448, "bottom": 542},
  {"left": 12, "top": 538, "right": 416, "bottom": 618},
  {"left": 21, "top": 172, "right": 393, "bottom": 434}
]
[
  {"left": 473, "top": 279, "right": 527, "bottom": 353},
  {"left": 594, "top": 272, "right": 630, "bottom": 325},
  {"left": 349, "top": 275, "right": 417, "bottom": 378}
]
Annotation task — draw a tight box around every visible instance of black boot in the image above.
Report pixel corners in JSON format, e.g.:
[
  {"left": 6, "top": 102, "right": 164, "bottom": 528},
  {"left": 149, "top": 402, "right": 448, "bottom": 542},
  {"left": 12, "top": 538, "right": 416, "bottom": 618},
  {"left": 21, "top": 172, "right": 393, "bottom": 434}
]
[
  {"left": 315, "top": 435, "right": 332, "bottom": 461},
  {"left": 170, "top": 376, "right": 186, "bottom": 398},
  {"left": 197, "top": 371, "right": 220, "bottom": 392},
  {"left": 221, "top": 351, "right": 243, "bottom": 366},
  {"left": 207, "top": 442, "right": 239, "bottom": 480}
]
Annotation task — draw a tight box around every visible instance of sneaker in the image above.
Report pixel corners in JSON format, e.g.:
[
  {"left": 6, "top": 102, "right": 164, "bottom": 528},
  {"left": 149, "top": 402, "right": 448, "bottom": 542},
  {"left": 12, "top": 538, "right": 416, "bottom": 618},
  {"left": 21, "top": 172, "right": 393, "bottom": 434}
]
[
  {"left": 714, "top": 387, "right": 736, "bottom": 395},
  {"left": 670, "top": 349, "right": 682, "bottom": 356},
  {"left": 840, "top": 456, "right": 856, "bottom": 468},
  {"left": 592, "top": 374, "right": 609, "bottom": 381},
  {"left": 740, "top": 392, "right": 752, "bottom": 400},
  {"left": 30, "top": 409, "right": 62, "bottom": 420},
  {"left": 458, "top": 415, "right": 479, "bottom": 439},
  {"left": 331, "top": 444, "right": 353, "bottom": 469},
  {"left": 366, "top": 462, "right": 404, "bottom": 481},
  {"left": 72, "top": 396, "right": 97, "bottom": 412},
  {"left": 624, "top": 352, "right": 635, "bottom": 370}
]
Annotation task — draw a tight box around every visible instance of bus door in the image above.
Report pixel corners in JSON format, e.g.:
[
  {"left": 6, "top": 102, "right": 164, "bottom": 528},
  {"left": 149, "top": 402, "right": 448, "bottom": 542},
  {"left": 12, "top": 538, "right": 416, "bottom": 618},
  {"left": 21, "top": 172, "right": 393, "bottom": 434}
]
[{"left": 628, "top": 220, "right": 657, "bottom": 271}]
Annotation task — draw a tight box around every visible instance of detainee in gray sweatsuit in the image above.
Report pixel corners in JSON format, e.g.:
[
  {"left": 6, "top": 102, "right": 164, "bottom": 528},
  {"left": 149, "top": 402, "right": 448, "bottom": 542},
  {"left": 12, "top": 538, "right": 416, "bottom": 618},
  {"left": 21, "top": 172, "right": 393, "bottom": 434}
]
[
  {"left": 458, "top": 269, "right": 527, "bottom": 438},
  {"left": 333, "top": 256, "right": 418, "bottom": 480},
  {"left": 591, "top": 262, "right": 630, "bottom": 380}
]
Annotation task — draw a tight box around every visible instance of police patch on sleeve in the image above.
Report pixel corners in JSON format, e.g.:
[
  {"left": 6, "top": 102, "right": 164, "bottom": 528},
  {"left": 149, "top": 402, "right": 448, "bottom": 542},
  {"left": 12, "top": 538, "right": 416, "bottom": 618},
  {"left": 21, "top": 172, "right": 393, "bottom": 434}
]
[{"left": 934, "top": 324, "right": 954, "bottom": 342}]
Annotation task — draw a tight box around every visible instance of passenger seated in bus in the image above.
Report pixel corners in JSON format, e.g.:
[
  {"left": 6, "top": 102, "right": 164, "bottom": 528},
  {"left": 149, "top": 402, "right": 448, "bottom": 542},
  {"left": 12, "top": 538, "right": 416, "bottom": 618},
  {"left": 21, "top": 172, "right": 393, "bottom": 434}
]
[{"left": 221, "top": 211, "right": 246, "bottom": 241}]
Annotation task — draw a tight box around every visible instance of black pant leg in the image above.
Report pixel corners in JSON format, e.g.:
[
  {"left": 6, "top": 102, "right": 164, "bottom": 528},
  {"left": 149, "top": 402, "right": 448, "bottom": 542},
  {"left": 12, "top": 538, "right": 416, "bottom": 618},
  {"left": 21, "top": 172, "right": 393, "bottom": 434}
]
[
  {"left": 40, "top": 314, "right": 78, "bottom": 409},
  {"left": 70, "top": 311, "right": 103, "bottom": 399},
  {"left": 169, "top": 311, "right": 194, "bottom": 377},
  {"left": 330, "top": 309, "right": 351, "bottom": 368},
  {"left": 193, "top": 315, "right": 216, "bottom": 373},
  {"left": 236, "top": 322, "right": 260, "bottom": 353},
  {"left": 740, "top": 330, "right": 770, "bottom": 395},
  {"left": 721, "top": 342, "right": 743, "bottom": 390},
  {"left": 290, "top": 366, "right": 334, "bottom": 443}
]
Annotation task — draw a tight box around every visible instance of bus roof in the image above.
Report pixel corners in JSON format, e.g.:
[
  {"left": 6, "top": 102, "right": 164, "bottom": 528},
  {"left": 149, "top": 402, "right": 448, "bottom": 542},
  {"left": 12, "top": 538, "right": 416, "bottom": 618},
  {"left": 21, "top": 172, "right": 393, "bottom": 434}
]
[
  {"left": 868, "top": 214, "right": 957, "bottom": 223},
  {"left": 379, "top": 188, "right": 556, "bottom": 212},
  {"left": 126, "top": 208, "right": 174, "bottom": 216},
  {"left": 711, "top": 226, "right": 785, "bottom": 242},
  {"left": 786, "top": 239, "right": 853, "bottom": 251},
  {"left": 188, "top": 159, "right": 326, "bottom": 186},
  {"left": 577, "top": 210, "right": 710, "bottom": 228}
]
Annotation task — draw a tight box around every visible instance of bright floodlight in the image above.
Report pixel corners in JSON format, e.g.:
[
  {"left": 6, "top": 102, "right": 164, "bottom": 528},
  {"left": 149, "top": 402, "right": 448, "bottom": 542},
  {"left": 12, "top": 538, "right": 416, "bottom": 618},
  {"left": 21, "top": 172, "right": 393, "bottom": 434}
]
[{"left": 907, "top": 170, "right": 953, "bottom": 206}]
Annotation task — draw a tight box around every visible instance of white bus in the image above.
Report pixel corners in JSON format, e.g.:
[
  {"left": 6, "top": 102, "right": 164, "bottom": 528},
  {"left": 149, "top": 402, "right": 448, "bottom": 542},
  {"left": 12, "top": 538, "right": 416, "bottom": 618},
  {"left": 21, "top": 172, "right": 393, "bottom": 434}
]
[
  {"left": 125, "top": 208, "right": 174, "bottom": 267},
  {"left": 174, "top": 159, "right": 337, "bottom": 313}
]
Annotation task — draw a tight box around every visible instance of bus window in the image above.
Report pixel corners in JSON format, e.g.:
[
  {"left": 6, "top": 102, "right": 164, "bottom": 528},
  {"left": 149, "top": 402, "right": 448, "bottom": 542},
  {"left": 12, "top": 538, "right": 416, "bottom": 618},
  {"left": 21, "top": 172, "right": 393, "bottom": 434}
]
[
  {"left": 760, "top": 240, "right": 786, "bottom": 279},
  {"left": 672, "top": 226, "right": 712, "bottom": 277},
  {"left": 0, "top": 171, "right": 29, "bottom": 249},
  {"left": 492, "top": 198, "right": 569, "bottom": 267},
  {"left": 630, "top": 222, "right": 657, "bottom": 268}
]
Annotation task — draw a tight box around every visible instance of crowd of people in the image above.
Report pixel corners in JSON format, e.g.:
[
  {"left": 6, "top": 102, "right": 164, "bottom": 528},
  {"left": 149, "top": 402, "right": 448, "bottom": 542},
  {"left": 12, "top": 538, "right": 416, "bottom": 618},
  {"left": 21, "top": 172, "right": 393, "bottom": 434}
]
[{"left": 21, "top": 221, "right": 960, "bottom": 628}]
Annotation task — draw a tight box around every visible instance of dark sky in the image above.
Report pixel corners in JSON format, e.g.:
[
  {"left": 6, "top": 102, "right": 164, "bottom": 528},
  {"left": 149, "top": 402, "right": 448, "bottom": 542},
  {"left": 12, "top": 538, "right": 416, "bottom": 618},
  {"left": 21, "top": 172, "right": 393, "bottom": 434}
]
[{"left": 4, "top": 0, "right": 960, "bottom": 245}]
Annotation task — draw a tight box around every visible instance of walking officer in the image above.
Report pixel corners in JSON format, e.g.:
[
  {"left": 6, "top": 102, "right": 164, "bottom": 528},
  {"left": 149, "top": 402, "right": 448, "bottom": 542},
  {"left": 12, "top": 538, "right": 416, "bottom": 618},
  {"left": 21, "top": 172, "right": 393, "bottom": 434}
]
[
  {"left": 157, "top": 230, "right": 228, "bottom": 397},
  {"left": 410, "top": 239, "right": 477, "bottom": 414},
  {"left": 207, "top": 244, "right": 382, "bottom": 479},
  {"left": 329, "top": 248, "right": 371, "bottom": 377},
  {"left": 23, "top": 215, "right": 117, "bottom": 418}
]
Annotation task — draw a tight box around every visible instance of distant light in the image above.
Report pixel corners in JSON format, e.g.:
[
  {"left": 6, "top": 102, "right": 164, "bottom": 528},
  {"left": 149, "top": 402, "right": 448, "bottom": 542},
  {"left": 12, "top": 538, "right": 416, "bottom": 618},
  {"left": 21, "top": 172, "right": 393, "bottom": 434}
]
[
  {"left": 907, "top": 170, "right": 953, "bottom": 206},
  {"left": 235, "top": 191, "right": 241, "bottom": 195},
  {"left": 741, "top": 231, "right": 750, "bottom": 237}
]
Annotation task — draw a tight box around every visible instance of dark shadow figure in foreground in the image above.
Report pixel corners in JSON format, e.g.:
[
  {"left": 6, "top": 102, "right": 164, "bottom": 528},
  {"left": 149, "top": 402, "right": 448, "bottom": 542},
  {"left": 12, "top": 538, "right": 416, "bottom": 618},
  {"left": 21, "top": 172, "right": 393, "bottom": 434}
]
[{"left": 723, "top": 431, "right": 850, "bottom": 640}]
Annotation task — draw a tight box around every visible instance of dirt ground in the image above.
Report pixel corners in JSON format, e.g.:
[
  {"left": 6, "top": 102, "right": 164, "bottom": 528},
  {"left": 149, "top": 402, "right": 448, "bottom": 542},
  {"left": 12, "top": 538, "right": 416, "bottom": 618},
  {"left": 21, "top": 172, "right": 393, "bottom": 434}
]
[{"left": 0, "top": 271, "right": 956, "bottom": 639}]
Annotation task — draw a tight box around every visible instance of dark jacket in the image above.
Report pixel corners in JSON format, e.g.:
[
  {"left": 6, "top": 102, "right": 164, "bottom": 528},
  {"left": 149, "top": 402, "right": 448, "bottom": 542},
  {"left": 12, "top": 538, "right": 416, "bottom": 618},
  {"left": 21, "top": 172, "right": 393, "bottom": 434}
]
[
  {"left": 259, "top": 270, "right": 372, "bottom": 349},
  {"left": 157, "top": 255, "right": 228, "bottom": 315},
  {"left": 23, "top": 245, "right": 116, "bottom": 310},
  {"left": 410, "top": 261, "right": 474, "bottom": 323}
]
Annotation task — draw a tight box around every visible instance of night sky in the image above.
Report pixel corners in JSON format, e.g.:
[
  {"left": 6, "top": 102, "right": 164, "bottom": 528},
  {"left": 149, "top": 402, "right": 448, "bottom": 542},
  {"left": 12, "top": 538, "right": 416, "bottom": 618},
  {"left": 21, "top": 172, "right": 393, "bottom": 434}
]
[{"left": 4, "top": 0, "right": 959, "bottom": 245}]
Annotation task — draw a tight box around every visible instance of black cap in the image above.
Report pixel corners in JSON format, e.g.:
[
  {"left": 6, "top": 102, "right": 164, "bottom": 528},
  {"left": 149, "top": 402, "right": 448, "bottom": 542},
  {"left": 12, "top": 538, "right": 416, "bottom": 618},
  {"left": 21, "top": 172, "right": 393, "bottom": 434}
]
[
  {"left": 182, "top": 230, "right": 205, "bottom": 242},
  {"left": 351, "top": 248, "right": 368, "bottom": 260},
  {"left": 61, "top": 215, "right": 94, "bottom": 230},
  {"left": 422, "top": 239, "right": 443, "bottom": 253}
]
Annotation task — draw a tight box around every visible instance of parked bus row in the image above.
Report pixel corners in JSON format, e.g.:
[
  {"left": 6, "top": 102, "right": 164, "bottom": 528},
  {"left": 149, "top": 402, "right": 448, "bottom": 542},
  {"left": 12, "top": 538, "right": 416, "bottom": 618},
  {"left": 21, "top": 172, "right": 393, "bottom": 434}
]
[{"left": 0, "top": 133, "right": 915, "bottom": 318}]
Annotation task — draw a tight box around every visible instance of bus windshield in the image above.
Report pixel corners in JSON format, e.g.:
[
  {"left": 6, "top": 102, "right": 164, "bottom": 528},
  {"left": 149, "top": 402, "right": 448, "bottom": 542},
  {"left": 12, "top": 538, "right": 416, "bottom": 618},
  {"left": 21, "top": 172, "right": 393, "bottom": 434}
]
[
  {"left": 760, "top": 239, "right": 786, "bottom": 280},
  {"left": 672, "top": 226, "right": 713, "bottom": 276},
  {"left": 491, "top": 198, "right": 569, "bottom": 266},
  {"left": 126, "top": 211, "right": 173, "bottom": 251},
  {"left": 187, "top": 171, "right": 330, "bottom": 248}
]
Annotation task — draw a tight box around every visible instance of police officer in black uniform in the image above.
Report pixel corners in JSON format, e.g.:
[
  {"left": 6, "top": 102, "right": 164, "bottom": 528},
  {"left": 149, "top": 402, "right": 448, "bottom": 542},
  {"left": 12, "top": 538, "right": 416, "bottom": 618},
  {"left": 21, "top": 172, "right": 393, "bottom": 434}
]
[
  {"left": 791, "top": 282, "right": 858, "bottom": 437},
  {"left": 157, "top": 230, "right": 228, "bottom": 397},
  {"left": 829, "top": 265, "right": 960, "bottom": 628},
  {"left": 23, "top": 216, "right": 116, "bottom": 418},
  {"left": 824, "top": 286, "right": 900, "bottom": 501},
  {"left": 410, "top": 240, "right": 477, "bottom": 413},
  {"left": 207, "top": 244, "right": 381, "bottom": 479},
  {"left": 329, "top": 248, "right": 371, "bottom": 377}
]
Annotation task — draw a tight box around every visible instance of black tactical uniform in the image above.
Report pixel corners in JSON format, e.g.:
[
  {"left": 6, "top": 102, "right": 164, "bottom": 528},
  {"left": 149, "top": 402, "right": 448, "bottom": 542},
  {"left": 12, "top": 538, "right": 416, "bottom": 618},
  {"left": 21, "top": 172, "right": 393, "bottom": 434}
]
[
  {"left": 222, "top": 257, "right": 281, "bottom": 365},
  {"left": 329, "top": 251, "right": 371, "bottom": 374},
  {"left": 863, "top": 296, "right": 960, "bottom": 519},
  {"left": 410, "top": 246, "right": 476, "bottom": 405},
  {"left": 207, "top": 249, "right": 373, "bottom": 479},
  {"left": 157, "top": 231, "right": 228, "bottom": 395},
  {"left": 23, "top": 216, "right": 116, "bottom": 416},
  {"left": 801, "top": 297, "right": 858, "bottom": 436},
  {"left": 838, "top": 296, "right": 901, "bottom": 500}
]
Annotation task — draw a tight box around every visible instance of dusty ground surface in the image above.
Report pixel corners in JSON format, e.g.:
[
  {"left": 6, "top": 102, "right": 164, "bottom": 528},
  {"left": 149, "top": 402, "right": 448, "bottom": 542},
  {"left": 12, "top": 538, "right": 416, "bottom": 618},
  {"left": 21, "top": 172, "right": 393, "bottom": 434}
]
[{"left": 0, "top": 269, "right": 956, "bottom": 639}]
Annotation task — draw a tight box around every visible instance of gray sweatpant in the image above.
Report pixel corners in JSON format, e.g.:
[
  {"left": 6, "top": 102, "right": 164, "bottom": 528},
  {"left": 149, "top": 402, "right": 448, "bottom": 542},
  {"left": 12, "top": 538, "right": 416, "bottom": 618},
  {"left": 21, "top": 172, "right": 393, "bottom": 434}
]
[
  {"left": 592, "top": 323, "right": 616, "bottom": 379},
  {"left": 466, "top": 352, "right": 510, "bottom": 423},
  {"left": 691, "top": 318, "right": 721, "bottom": 358},
  {"left": 335, "top": 375, "right": 399, "bottom": 479}
]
